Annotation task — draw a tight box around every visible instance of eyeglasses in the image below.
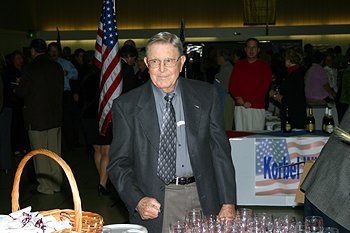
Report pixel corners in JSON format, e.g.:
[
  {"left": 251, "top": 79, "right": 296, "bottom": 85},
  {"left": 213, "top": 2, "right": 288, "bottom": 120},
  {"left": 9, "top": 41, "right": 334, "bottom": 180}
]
[{"left": 147, "top": 56, "right": 182, "bottom": 68}]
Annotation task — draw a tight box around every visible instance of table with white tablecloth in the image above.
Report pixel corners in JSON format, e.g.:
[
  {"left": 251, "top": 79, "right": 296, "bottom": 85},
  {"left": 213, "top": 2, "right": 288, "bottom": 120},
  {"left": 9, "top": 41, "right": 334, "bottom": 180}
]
[{"left": 229, "top": 131, "right": 329, "bottom": 206}]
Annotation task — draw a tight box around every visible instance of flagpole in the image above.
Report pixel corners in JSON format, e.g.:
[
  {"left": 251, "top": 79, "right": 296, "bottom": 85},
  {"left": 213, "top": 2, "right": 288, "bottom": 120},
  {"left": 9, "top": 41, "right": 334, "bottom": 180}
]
[
  {"left": 56, "top": 27, "right": 61, "bottom": 51},
  {"left": 180, "top": 18, "right": 187, "bottom": 78}
]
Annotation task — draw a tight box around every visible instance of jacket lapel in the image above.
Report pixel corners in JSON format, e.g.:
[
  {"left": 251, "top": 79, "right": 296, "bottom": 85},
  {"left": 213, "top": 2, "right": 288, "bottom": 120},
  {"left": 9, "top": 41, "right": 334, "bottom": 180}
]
[
  {"left": 136, "top": 79, "right": 202, "bottom": 155},
  {"left": 180, "top": 79, "right": 202, "bottom": 155},
  {"left": 137, "top": 82, "right": 160, "bottom": 151}
]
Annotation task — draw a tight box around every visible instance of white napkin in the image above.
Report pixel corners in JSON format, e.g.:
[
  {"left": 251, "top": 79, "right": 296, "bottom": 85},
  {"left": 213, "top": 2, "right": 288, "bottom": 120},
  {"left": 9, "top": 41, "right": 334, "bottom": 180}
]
[{"left": 0, "top": 206, "right": 72, "bottom": 233}]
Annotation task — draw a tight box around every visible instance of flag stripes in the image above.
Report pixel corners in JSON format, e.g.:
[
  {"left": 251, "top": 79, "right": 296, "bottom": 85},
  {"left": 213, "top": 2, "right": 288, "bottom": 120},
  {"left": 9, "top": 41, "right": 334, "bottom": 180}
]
[{"left": 94, "top": 0, "right": 122, "bottom": 135}]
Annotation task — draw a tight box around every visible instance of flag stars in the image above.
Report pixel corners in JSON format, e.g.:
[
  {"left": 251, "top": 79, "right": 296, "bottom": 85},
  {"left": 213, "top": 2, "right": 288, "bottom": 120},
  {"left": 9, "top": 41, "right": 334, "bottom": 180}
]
[
  {"left": 255, "top": 138, "right": 291, "bottom": 174},
  {"left": 98, "top": 0, "right": 118, "bottom": 48}
]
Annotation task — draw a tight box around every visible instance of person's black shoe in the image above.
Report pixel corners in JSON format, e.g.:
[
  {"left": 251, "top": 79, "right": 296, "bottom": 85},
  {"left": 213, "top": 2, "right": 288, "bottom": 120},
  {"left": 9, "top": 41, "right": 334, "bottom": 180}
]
[{"left": 97, "top": 184, "right": 110, "bottom": 195}]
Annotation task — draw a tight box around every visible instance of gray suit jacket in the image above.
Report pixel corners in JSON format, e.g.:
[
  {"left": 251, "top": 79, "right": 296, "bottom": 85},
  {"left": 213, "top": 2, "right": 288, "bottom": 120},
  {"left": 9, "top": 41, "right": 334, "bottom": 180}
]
[
  {"left": 108, "top": 77, "right": 236, "bottom": 233},
  {"left": 301, "top": 108, "right": 350, "bottom": 230}
]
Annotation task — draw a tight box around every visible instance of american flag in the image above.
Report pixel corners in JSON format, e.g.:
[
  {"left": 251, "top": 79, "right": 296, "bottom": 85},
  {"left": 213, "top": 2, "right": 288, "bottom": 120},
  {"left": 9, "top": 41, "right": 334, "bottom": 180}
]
[
  {"left": 94, "top": 0, "right": 122, "bottom": 135},
  {"left": 255, "top": 137, "right": 328, "bottom": 195}
]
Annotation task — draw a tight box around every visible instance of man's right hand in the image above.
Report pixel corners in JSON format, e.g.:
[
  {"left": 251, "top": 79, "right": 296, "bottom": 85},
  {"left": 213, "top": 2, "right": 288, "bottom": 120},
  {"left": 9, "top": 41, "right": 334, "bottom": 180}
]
[{"left": 136, "top": 197, "right": 161, "bottom": 220}]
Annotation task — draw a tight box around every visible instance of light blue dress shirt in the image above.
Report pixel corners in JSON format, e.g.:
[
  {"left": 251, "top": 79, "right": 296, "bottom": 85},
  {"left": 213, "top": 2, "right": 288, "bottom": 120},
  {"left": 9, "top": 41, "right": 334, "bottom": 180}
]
[
  {"left": 56, "top": 57, "right": 78, "bottom": 91},
  {"left": 152, "top": 79, "right": 193, "bottom": 177}
]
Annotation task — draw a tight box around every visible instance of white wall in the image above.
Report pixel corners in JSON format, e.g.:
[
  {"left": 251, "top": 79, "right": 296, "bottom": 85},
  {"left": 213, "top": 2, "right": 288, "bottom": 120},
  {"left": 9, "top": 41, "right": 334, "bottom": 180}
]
[{"left": 2, "top": 25, "right": 350, "bottom": 56}]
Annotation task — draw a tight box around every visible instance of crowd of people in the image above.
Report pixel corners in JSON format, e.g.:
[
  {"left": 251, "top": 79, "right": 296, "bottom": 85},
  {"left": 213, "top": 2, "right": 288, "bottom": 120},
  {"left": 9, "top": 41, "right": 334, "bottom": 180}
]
[
  {"left": 1, "top": 33, "right": 350, "bottom": 232},
  {"left": 0, "top": 39, "right": 150, "bottom": 194},
  {"left": 220, "top": 40, "right": 348, "bottom": 132}
]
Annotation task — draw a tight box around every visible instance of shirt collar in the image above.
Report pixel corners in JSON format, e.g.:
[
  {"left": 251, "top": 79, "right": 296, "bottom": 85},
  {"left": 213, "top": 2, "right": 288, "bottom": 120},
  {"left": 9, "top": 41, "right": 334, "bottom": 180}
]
[{"left": 151, "top": 78, "right": 181, "bottom": 100}]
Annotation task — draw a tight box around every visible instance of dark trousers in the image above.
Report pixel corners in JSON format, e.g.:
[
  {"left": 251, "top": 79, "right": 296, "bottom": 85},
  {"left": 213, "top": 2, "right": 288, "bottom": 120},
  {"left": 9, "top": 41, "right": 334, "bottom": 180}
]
[
  {"left": 304, "top": 198, "right": 350, "bottom": 233},
  {"left": 0, "top": 108, "right": 12, "bottom": 170},
  {"left": 63, "top": 91, "right": 80, "bottom": 148},
  {"left": 11, "top": 105, "right": 30, "bottom": 153}
]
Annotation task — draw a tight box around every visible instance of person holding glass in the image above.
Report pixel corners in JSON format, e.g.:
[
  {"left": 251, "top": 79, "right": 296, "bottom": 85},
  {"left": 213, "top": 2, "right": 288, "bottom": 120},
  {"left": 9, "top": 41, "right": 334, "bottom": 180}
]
[
  {"left": 108, "top": 32, "right": 237, "bottom": 233},
  {"left": 269, "top": 46, "right": 307, "bottom": 130}
]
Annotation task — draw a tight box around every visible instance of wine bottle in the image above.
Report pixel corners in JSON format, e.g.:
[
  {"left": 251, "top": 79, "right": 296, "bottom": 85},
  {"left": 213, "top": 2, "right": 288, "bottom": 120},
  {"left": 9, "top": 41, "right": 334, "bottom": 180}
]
[
  {"left": 306, "top": 107, "right": 316, "bottom": 133},
  {"left": 284, "top": 108, "right": 292, "bottom": 133},
  {"left": 322, "top": 107, "right": 329, "bottom": 133},
  {"left": 325, "top": 108, "right": 335, "bottom": 134}
]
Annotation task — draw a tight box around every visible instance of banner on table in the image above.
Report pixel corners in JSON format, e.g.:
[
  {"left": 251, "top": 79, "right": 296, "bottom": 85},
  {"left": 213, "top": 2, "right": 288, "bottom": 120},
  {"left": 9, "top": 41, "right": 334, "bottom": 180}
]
[{"left": 255, "top": 137, "right": 328, "bottom": 195}]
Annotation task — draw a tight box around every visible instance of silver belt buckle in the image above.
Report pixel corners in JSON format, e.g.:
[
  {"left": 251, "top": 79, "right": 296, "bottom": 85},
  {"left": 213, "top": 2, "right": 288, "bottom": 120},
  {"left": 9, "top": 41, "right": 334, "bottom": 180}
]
[{"left": 175, "top": 177, "right": 179, "bottom": 185}]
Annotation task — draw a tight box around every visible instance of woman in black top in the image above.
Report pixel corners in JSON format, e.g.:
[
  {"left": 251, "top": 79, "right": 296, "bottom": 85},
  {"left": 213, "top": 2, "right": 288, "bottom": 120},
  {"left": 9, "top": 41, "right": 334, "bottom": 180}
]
[
  {"left": 270, "top": 47, "right": 307, "bottom": 130},
  {"left": 80, "top": 51, "right": 112, "bottom": 195}
]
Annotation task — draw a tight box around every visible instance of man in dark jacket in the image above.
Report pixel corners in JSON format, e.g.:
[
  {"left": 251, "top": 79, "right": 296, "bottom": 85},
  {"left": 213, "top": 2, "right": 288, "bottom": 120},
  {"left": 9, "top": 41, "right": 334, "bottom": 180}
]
[
  {"left": 120, "top": 44, "right": 138, "bottom": 93},
  {"left": 16, "top": 39, "right": 64, "bottom": 195},
  {"left": 108, "top": 32, "right": 236, "bottom": 233}
]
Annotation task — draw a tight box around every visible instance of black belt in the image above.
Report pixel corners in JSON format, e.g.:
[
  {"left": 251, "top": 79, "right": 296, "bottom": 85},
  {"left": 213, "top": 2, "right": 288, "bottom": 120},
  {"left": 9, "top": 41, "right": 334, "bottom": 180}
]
[{"left": 169, "top": 176, "right": 195, "bottom": 185}]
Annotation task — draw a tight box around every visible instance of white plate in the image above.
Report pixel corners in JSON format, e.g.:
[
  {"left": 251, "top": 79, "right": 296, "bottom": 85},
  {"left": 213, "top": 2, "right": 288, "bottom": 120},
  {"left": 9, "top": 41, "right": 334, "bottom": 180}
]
[{"left": 103, "top": 224, "right": 148, "bottom": 233}]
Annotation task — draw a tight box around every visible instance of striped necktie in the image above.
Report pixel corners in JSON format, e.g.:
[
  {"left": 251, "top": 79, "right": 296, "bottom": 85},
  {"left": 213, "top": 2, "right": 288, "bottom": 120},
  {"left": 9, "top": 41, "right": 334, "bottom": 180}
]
[{"left": 157, "top": 93, "right": 177, "bottom": 184}]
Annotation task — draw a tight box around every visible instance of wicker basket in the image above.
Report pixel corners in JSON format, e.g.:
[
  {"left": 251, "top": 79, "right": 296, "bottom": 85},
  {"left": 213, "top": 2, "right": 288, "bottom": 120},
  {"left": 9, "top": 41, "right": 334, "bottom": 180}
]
[{"left": 11, "top": 149, "right": 104, "bottom": 233}]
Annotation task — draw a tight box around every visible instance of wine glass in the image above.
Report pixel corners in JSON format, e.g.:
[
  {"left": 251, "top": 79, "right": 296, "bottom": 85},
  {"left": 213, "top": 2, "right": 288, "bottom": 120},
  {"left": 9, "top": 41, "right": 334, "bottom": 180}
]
[
  {"left": 204, "top": 214, "right": 218, "bottom": 233},
  {"left": 185, "top": 208, "right": 203, "bottom": 228},
  {"left": 170, "top": 221, "right": 186, "bottom": 233},
  {"left": 255, "top": 212, "right": 273, "bottom": 232},
  {"left": 237, "top": 208, "right": 253, "bottom": 219},
  {"left": 236, "top": 208, "right": 253, "bottom": 232},
  {"left": 289, "top": 220, "right": 305, "bottom": 233},
  {"left": 305, "top": 216, "right": 323, "bottom": 233},
  {"left": 323, "top": 227, "right": 339, "bottom": 233},
  {"left": 219, "top": 217, "right": 234, "bottom": 233}
]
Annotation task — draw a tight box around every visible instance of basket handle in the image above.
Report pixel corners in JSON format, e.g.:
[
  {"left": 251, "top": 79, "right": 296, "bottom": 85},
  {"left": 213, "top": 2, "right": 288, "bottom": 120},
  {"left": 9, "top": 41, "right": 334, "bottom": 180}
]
[{"left": 11, "top": 149, "right": 82, "bottom": 232}]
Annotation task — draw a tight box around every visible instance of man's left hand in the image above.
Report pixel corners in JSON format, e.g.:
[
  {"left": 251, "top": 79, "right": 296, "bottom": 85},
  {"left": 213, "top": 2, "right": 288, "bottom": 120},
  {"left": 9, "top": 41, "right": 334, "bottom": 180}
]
[{"left": 218, "top": 204, "right": 236, "bottom": 220}]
